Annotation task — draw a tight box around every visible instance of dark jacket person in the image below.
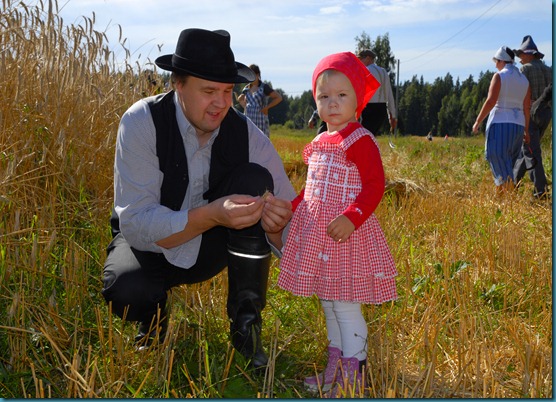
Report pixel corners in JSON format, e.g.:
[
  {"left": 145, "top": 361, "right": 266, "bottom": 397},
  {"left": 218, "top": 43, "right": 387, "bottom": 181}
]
[{"left": 102, "top": 28, "right": 295, "bottom": 369}]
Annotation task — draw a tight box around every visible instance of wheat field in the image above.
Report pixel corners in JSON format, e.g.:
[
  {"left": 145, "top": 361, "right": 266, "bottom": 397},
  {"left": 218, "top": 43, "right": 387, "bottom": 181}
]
[{"left": 0, "top": 0, "right": 552, "bottom": 398}]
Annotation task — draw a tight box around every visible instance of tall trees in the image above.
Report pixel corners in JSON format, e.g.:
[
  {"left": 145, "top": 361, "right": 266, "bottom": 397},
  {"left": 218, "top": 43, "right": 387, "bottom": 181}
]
[
  {"left": 264, "top": 70, "right": 495, "bottom": 136},
  {"left": 285, "top": 90, "right": 316, "bottom": 129},
  {"left": 398, "top": 76, "right": 427, "bottom": 136},
  {"left": 247, "top": 28, "right": 500, "bottom": 136},
  {"left": 354, "top": 31, "right": 396, "bottom": 78}
]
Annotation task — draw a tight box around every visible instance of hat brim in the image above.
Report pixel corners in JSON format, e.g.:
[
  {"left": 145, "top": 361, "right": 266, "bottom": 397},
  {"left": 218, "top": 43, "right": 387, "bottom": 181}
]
[
  {"left": 155, "top": 54, "right": 255, "bottom": 83},
  {"left": 514, "top": 49, "right": 545, "bottom": 59}
]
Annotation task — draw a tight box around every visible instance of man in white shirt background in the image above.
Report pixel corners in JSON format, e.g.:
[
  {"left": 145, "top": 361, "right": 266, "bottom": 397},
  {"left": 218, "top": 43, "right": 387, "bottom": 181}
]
[{"left": 357, "top": 50, "right": 397, "bottom": 135}]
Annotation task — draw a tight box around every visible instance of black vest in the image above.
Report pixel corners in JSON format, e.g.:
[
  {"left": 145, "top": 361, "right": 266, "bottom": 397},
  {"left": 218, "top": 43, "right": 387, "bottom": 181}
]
[{"left": 110, "top": 91, "right": 249, "bottom": 236}]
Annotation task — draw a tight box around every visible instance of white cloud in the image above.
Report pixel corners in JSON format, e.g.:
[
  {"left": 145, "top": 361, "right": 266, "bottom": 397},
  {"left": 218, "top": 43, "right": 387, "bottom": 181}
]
[{"left": 319, "top": 6, "right": 345, "bottom": 14}]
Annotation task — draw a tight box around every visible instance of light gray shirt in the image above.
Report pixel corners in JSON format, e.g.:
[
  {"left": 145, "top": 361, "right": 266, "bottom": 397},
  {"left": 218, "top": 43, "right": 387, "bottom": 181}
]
[
  {"left": 367, "top": 64, "right": 397, "bottom": 119},
  {"left": 114, "top": 91, "right": 296, "bottom": 268}
]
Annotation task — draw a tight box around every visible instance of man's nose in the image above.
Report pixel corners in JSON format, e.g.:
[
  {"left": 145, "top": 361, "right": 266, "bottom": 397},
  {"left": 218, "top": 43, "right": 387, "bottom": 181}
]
[{"left": 214, "top": 92, "right": 230, "bottom": 108}]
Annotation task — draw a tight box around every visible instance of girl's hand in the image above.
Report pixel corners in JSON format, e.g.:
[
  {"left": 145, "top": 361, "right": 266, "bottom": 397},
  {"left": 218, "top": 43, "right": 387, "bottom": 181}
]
[{"left": 327, "top": 215, "right": 355, "bottom": 244}]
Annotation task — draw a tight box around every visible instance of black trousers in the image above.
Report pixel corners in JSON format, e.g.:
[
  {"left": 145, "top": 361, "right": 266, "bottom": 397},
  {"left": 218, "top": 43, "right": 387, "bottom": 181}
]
[
  {"left": 360, "top": 102, "right": 388, "bottom": 135},
  {"left": 102, "top": 163, "right": 274, "bottom": 322},
  {"left": 513, "top": 114, "right": 549, "bottom": 196}
]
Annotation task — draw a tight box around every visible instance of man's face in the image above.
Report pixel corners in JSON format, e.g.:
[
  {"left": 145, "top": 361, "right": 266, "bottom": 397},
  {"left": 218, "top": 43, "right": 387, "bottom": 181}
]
[
  {"left": 358, "top": 55, "right": 372, "bottom": 66},
  {"left": 517, "top": 53, "right": 534, "bottom": 65},
  {"left": 175, "top": 76, "right": 234, "bottom": 136}
]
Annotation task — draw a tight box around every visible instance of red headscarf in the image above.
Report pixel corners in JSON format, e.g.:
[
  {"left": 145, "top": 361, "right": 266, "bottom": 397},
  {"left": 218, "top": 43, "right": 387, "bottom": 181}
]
[{"left": 312, "top": 52, "right": 380, "bottom": 119}]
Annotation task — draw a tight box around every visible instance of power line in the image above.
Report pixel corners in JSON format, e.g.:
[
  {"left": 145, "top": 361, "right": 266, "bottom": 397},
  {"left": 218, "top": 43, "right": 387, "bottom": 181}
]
[
  {"left": 408, "top": 0, "right": 512, "bottom": 74},
  {"left": 402, "top": 0, "right": 505, "bottom": 64}
]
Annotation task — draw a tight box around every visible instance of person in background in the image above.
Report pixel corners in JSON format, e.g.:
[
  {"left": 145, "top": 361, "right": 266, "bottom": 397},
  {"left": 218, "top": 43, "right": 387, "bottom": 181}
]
[
  {"left": 237, "top": 64, "right": 283, "bottom": 137},
  {"left": 357, "top": 49, "right": 397, "bottom": 135},
  {"left": 278, "top": 52, "right": 397, "bottom": 396},
  {"left": 473, "top": 46, "right": 531, "bottom": 195},
  {"left": 512, "top": 35, "right": 552, "bottom": 199},
  {"left": 308, "top": 109, "right": 327, "bottom": 134},
  {"left": 102, "top": 28, "right": 296, "bottom": 370}
]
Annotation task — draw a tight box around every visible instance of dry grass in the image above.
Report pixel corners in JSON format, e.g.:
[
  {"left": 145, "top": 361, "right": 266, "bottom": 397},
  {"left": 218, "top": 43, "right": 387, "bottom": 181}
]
[{"left": 0, "top": 0, "right": 552, "bottom": 398}]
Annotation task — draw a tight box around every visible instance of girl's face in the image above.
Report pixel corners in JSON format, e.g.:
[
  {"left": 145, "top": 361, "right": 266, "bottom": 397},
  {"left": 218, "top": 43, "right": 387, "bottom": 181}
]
[{"left": 315, "top": 70, "right": 358, "bottom": 133}]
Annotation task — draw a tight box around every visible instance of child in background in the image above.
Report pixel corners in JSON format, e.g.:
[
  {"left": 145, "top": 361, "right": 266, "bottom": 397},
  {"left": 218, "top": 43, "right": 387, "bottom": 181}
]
[{"left": 277, "top": 52, "right": 398, "bottom": 396}]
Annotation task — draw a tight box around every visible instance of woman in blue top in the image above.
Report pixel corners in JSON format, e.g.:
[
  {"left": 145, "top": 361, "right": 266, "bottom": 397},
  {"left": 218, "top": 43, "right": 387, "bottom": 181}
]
[
  {"left": 237, "top": 64, "right": 283, "bottom": 137},
  {"left": 473, "top": 46, "right": 531, "bottom": 195}
]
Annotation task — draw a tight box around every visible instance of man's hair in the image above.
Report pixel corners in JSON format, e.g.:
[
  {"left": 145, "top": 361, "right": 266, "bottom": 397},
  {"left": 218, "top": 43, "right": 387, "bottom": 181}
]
[
  {"left": 171, "top": 71, "right": 190, "bottom": 85},
  {"left": 357, "top": 49, "right": 376, "bottom": 60}
]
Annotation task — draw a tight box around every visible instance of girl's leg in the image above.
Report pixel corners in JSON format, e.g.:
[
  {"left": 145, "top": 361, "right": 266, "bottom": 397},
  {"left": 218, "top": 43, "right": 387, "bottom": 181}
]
[
  {"left": 327, "top": 301, "right": 367, "bottom": 397},
  {"left": 322, "top": 299, "right": 342, "bottom": 349},
  {"left": 304, "top": 299, "right": 342, "bottom": 391},
  {"left": 332, "top": 301, "right": 367, "bottom": 361}
]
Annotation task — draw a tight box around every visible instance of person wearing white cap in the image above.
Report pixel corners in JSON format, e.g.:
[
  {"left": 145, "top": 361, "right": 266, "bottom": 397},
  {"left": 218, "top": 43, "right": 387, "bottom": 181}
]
[
  {"left": 512, "top": 35, "right": 552, "bottom": 199},
  {"left": 473, "top": 46, "right": 531, "bottom": 195}
]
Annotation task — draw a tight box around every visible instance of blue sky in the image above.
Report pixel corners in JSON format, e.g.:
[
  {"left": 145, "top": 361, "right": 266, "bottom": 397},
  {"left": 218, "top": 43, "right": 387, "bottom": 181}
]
[{"left": 57, "top": 0, "right": 553, "bottom": 97}]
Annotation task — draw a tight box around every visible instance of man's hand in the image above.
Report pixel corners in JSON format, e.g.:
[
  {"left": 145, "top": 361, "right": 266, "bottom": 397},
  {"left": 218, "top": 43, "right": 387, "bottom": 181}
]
[
  {"left": 390, "top": 117, "right": 397, "bottom": 130},
  {"left": 261, "top": 193, "right": 292, "bottom": 234},
  {"left": 156, "top": 194, "right": 263, "bottom": 249},
  {"left": 212, "top": 194, "right": 265, "bottom": 230},
  {"left": 261, "top": 193, "right": 292, "bottom": 250}
]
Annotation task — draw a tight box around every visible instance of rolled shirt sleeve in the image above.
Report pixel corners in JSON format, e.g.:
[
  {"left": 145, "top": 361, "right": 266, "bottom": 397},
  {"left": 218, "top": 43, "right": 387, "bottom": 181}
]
[{"left": 114, "top": 95, "right": 295, "bottom": 268}]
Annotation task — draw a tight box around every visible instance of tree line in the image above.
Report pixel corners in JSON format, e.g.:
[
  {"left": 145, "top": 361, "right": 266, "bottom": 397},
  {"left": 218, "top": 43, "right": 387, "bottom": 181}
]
[
  {"left": 265, "top": 69, "right": 494, "bottom": 138},
  {"left": 160, "top": 31, "right": 549, "bottom": 138},
  {"left": 264, "top": 31, "right": 499, "bottom": 137}
]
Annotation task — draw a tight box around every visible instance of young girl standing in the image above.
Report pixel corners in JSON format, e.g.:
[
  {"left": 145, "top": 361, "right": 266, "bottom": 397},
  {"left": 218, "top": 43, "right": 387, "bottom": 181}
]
[{"left": 277, "top": 52, "right": 398, "bottom": 396}]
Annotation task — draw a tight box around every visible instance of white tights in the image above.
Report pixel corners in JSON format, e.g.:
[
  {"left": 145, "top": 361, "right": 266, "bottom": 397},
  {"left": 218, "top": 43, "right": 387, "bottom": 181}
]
[{"left": 321, "top": 299, "right": 368, "bottom": 361}]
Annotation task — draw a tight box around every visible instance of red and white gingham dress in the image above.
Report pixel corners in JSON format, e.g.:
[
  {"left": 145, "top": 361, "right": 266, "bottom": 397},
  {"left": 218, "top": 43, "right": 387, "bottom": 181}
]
[{"left": 278, "top": 127, "right": 397, "bottom": 304}]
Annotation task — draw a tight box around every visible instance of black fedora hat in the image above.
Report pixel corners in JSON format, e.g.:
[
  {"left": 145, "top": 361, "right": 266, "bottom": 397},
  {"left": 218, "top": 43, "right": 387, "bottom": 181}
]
[{"left": 155, "top": 28, "right": 255, "bottom": 83}]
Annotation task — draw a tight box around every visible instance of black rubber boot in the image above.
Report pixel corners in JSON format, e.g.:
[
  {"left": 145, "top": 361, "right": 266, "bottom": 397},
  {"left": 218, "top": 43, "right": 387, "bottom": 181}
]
[
  {"left": 227, "top": 235, "right": 271, "bottom": 369},
  {"left": 134, "top": 306, "right": 168, "bottom": 351}
]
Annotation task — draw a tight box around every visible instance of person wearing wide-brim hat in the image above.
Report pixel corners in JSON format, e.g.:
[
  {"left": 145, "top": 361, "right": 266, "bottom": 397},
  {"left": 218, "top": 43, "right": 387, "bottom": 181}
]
[
  {"left": 512, "top": 35, "right": 552, "bottom": 199},
  {"left": 102, "top": 28, "right": 296, "bottom": 370},
  {"left": 513, "top": 35, "right": 545, "bottom": 59},
  {"left": 473, "top": 46, "right": 531, "bottom": 196}
]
